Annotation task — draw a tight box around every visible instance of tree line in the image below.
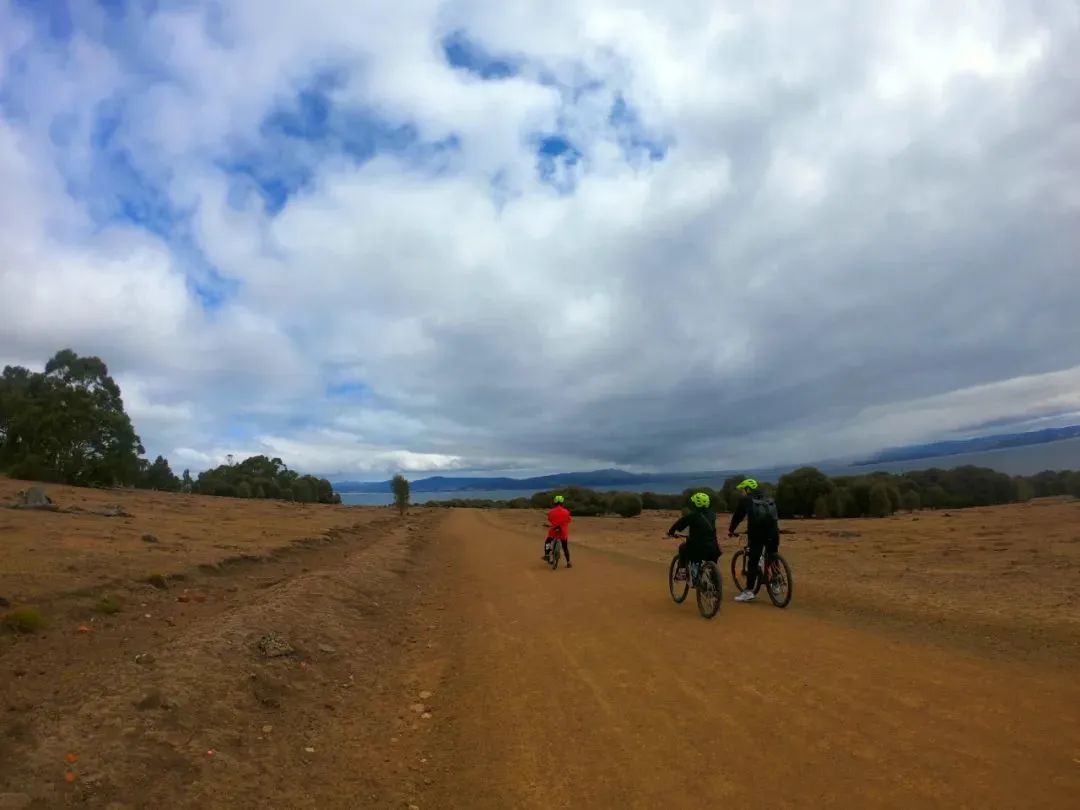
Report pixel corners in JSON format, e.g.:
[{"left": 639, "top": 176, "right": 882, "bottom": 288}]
[
  {"left": 425, "top": 465, "right": 1080, "bottom": 518},
  {"left": 0, "top": 349, "right": 338, "bottom": 504}
]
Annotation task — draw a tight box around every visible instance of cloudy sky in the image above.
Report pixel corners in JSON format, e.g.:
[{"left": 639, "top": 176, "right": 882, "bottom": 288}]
[{"left": 1, "top": 1, "right": 1078, "bottom": 478}]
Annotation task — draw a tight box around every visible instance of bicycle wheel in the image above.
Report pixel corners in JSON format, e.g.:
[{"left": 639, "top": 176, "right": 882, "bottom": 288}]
[
  {"left": 669, "top": 554, "right": 689, "bottom": 604},
  {"left": 765, "top": 554, "right": 793, "bottom": 608},
  {"left": 730, "top": 548, "right": 748, "bottom": 592},
  {"left": 696, "top": 561, "right": 722, "bottom": 619},
  {"left": 550, "top": 541, "right": 560, "bottom": 570}
]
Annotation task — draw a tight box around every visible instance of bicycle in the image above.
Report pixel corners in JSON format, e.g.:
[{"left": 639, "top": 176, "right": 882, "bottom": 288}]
[
  {"left": 729, "top": 533, "right": 793, "bottom": 608},
  {"left": 543, "top": 525, "right": 565, "bottom": 571},
  {"left": 667, "top": 534, "right": 723, "bottom": 619}
]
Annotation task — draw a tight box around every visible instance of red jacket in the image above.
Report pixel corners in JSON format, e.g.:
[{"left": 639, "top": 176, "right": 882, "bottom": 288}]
[{"left": 547, "top": 505, "right": 572, "bottom": 539}]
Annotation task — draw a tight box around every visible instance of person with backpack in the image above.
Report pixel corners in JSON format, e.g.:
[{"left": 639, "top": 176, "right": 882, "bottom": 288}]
[
  {"left": 667, "top": 491, "right": 720, "bottom": 580},
  {"left": 728, "top": 478, "right": 780, "bottom": 602},
  {"left": 545, "top": 494, "right": 573, "bottom": 568}
]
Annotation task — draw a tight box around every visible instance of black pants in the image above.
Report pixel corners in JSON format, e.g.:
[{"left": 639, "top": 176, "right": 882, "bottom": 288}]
[
  {"left": 745, "top": 534, "right": 780, "bottom": 590},
  {"left": 545, "top": 538, "right": 570, "bottom": 563},
  {"left": 678, "top": 540, "right": 719, "bottom": 569}
]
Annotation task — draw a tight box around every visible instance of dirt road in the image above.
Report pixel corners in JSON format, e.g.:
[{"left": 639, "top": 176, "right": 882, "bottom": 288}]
[
  {"left": 414, "top": 509, "right": 1080, "bottom": 809},
  {"left": 3, "top": 492, "right": 1079, "bottom": 808}
]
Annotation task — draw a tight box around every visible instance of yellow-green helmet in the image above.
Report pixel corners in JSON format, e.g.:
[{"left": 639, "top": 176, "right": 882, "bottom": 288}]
[
  {"left": 736, "top": 478, "right": 759, "bottom": 492},
  {"left": 553, "top": 494, "right": 565, "bottom": 504},
  {"left": 690, "top": 492, "right": 710, "bottom": 508}
]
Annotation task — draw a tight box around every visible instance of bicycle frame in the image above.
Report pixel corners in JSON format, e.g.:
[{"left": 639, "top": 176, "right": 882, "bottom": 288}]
[{"left": 671, "top": 534, "right": 709, "bottom": 588}]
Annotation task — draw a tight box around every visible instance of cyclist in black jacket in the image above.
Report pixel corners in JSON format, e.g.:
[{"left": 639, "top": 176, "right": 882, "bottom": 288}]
[
  {"left": 728, "top": 478, "right": 780, "bottom": 602},
  {"left": 667, "top": 491, "right": 720, "bottom": 580}
]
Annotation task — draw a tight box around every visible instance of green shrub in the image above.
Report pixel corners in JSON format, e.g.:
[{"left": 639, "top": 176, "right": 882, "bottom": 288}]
[
  {"left": 392, "top": 475, "right": 410, "bottom": 515},
  {"left": 95, "top": 595, "right": 121, "bottom": 615},
  {"left": 813, "top": 494, "right": 832, "bottom": 518},
  {"left": 1, "top": 607, "right": 46, "bottom": 634},
  {"left": 901, "top": 491, "right": 922, "bottom": 512},
  {"left": 868, "top": 484, "right": 894, "bottom": 518},
  {"left": 610, "top": 492, "right": 643, "bottom": 518}
]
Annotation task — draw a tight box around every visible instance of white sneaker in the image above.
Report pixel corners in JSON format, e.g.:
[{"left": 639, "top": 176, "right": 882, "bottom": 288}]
[{"left": 734, "top": 590, "right": 756, "bottom": 602}]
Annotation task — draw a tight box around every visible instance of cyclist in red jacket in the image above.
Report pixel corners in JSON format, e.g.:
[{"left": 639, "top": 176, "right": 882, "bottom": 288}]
[{"left": 545, "top": 494, "right": 573, "bottom": 569}]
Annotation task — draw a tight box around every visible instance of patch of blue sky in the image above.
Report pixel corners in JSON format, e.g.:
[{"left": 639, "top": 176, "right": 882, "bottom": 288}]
[
  {"left": 535, "top": 133, "right": 582, "bottom": 193},
  {"left": 442, "top": 30, "right": 520, "bottom": 80},
  {"left": 223, "top": 73, "right": 463, "bottom": 214},
  {"left": 56, "top": 96, "right": 183, "bottom": 240},
  {"left": 326, "top": 380, "right": 371, "bottom": 399},
  {"left": 12, "top": 0, "right": 74, "bottom": 41},
  {"left": 609, "top": 93, "right": 668, "bottom": 165}
]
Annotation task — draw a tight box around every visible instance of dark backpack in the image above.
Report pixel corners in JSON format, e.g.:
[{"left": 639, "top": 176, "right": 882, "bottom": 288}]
[
  {"left": 696, "top": 510, "right": 718, "bottom": 541},
  {"left": 748, "top": 495, "right": 779, "bottom": 534}
]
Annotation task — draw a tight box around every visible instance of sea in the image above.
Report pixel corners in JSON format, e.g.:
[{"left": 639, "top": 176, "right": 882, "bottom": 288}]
[{"left": 337, "top": 437, "right": 1080, "bottom": 507}]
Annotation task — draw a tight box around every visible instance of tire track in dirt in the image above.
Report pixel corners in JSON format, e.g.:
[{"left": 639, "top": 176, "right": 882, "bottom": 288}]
[{"left": 411, "top": 509, "right": 1080, "bottom": 809}]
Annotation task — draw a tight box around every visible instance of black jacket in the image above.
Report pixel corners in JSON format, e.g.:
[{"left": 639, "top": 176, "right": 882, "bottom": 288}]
[{"left": 669, "top": 508, "right": 718, "bottom": 548}]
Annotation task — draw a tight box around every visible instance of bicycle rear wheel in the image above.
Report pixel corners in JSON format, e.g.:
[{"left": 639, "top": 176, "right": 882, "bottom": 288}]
[
  {"left": 696, "top": 561, "right": 722, "bottom": 619},
  {"left": 669, "top": 554, "right": 689, "bottom": 604},
  {"left": 765, "top": 554, "right": 793, "bottom": 607},
  {"left": 550, "top": 541, "right": 560, "bottom": 570}
]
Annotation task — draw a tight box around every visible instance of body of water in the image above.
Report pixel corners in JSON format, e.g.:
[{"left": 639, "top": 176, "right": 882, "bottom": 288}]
[{"left": 337, "top": 437, "right": 1080, "bottom": 506}]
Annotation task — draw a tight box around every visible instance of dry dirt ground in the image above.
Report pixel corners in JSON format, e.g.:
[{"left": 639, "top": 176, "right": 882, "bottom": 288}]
[{"left": 2, "top": 479, "right": 1079, "bottom": 808}]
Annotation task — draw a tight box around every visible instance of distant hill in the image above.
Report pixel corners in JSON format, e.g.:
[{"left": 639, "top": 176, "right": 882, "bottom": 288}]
[
  {"left": 852, "top": 424, "right": 1080, "bottom": 466},
  {"left": 333, "top": 424, "right": 1080, "bottom": 493},
  {"left": 333, "top": 468, "right": 670, "bottom": 493}
]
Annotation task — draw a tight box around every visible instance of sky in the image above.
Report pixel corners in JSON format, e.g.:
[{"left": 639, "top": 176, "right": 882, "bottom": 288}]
[{"left": 1, "top": 0, "right": 1078, "bottom": 479}]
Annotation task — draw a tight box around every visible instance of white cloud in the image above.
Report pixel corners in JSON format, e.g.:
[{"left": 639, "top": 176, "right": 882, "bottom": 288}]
[{"left": 2, "top": 0, "right": 1079, "bottom": 478}]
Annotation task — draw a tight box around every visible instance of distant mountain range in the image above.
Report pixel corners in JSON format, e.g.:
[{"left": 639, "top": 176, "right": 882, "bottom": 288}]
[
  {"left": 332, "top": 424, "right": 1080, "bottom": 493},
  {"left": 852, "top": 424, "right": 1080, "bottom": 466},
  {"left": 333, "top": 468, "right": 681, "bottom": 493}
]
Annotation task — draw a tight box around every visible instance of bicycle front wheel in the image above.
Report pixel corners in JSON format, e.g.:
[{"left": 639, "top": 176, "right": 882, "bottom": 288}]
[
  {"left": 696, "top": 562, "right": 722, "bottom": 619},
  {"left": 730, "top": 548, "right": 748, "bottom": 592},
  {"left": 669, "top": 554, "right": 689, "bottom": 604}
]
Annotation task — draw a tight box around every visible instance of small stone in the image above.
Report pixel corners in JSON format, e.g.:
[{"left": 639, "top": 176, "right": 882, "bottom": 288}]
[
  {"left": 177, "top": 595, "right": 190, "bottom": 603},
  {"left": 421, "top": 712, "right": 432, "bottom": 720},
  {"left": 409, "top": 703, "right": 426, "bottom": 714},
  {"left": 257, "top": 633, "right": 294, "bottom": 658},
  {"left": 304, "top": 746, "right": 316, "bottom": 753},
  {"left": 134, "top": 689, "right": 169, "bottom": 711},
  {"left": 262, "top": 725, "right": 273, "bottom": 734},
  {"left": 418, "top": 690, "right": 433, "bottom": 700},
  {"left": 141, "top": 534, "right": 159, "bottom": 544},
  {"left": 318, "top": 644, "right": 336, "bottom": 654}
]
